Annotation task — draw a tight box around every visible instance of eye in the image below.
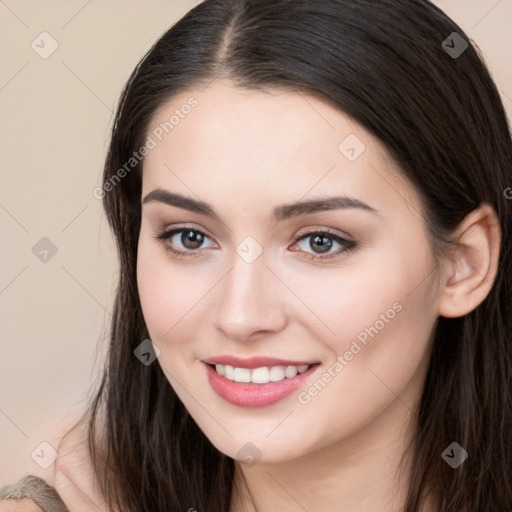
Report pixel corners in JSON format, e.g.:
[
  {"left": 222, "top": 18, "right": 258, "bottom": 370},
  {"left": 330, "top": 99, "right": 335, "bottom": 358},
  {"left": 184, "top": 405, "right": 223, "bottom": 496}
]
[
  {"left": 153, "top": 227, "right": 216, "bottom": 258},
  {"left": 289, "top": 229, "right": 357, "bottom": 261},
  {"left": 154, "top": 226, "right": 357, "bottom": 262}
]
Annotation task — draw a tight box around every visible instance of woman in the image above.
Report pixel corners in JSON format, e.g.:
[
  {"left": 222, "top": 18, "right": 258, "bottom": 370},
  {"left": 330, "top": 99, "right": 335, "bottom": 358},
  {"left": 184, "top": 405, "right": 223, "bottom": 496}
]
[{"left": 2, "top": 0, "right": 511, "bottom": 511}]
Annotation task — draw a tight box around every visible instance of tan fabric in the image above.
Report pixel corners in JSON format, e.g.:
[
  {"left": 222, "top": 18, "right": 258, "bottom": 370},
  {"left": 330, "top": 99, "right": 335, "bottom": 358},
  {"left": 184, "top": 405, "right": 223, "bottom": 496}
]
[{"left": 0, "top": 475, "right": 69, "bottom": 512}]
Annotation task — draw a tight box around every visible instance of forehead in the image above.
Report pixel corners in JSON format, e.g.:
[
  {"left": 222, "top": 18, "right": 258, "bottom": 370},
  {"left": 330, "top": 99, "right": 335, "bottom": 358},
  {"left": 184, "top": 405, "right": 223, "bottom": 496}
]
[{"left": 141, "top": 79, "right": 421, "bottom": 220}]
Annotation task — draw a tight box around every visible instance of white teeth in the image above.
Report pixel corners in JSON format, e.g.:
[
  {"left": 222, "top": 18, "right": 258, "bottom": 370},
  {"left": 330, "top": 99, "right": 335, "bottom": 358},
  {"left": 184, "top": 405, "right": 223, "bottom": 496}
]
[
  {"left": 233, "top": 367, "right": 251, "bottom": 383},
  {"left": 213, "top": 363, "right": 311, "bottom": 383},
  {"left": 269, "top": 366, "right": 285, "bottom": 381},
  {"left": 284, "top": 366, "right": 297, "bottom": 378},
  {"left": 251, "top": 366, "right": 270, "bottom": 383},
  {"left": 224, "top": 365, "right": 235, "bottom": 380}
]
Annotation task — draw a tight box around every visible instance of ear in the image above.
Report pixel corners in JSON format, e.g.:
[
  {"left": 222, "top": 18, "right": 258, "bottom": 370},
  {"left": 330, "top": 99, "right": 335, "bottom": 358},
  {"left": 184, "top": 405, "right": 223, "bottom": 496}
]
[{"left": 437, "top": 202, "right": 501, "bottom": 319}]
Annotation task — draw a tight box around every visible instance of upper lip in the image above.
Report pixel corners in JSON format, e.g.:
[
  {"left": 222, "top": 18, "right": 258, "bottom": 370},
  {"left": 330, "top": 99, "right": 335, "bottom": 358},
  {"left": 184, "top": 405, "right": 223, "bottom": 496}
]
[{"left": 202, "top": 355, "right": 320, "bottom": 369}]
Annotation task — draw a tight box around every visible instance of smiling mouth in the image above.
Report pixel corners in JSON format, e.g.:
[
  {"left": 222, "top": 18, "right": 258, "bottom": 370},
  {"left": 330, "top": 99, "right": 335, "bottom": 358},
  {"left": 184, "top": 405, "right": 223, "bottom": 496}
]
[
  {"left": 206, "top": 362, "right": 318, "bottom": 384},
  {"left": 203, "top": 361, "right": 321, "bottom": 408}
]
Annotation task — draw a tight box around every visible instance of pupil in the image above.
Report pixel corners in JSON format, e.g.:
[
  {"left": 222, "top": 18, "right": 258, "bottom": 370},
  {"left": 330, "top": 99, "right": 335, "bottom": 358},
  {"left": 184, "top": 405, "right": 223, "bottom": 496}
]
[
  {"left": 311, "top": 235, "right": 332, "bottom": 254},
  {"left": 182, "top": 230, "right": 204, "bottom": 249}
]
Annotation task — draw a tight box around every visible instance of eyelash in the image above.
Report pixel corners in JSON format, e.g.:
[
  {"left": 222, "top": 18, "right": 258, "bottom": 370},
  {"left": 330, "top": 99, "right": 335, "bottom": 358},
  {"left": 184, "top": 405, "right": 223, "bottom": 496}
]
[{"left": 153, "top": 226, "right": 358, "bottom": 262}]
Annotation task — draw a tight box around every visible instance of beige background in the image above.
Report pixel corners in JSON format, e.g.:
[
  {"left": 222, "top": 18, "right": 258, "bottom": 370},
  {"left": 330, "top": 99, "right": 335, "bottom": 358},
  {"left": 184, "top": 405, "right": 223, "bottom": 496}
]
[{"left": 1, "top": 0, "right": 511, "bottom": 484}]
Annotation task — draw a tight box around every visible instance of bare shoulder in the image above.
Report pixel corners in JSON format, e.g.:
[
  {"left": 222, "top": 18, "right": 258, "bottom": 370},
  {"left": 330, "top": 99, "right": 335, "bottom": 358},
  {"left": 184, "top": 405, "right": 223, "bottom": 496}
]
[
  {"left": 0, "top": 498, "right": 44, "bottom": 512},
  {"left": 52, "top": 418, "right": 109, "bottom": 512}
]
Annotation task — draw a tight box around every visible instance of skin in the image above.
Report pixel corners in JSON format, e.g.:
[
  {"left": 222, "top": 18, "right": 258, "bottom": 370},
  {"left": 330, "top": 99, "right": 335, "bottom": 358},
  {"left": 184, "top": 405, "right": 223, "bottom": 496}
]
[
  {"left": 137, "top": 79, "right": 501, "bottom": 512},
  {"left": 0, "top": 499, "right": 43, "bottom": 512}
]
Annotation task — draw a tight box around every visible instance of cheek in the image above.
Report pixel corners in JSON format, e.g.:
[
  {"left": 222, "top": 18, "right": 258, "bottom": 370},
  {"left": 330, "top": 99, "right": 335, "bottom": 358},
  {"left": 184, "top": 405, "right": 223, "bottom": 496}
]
[
  {"left": 137, "top": 235, "right": 184, "bottom": 343},
  {"left": 278, "top": 252, "right": 415, "bottom": 346},
  {"left": 313, "top": 247, "right": 436, "bottom": 406},
  {"left": 289, "top": 273, "right": 436, "bottom": 449},
  {"left": 282, "top": 236, "right": 437, "bottom": 378},
  {"left": 136, "top": 234, "right": 214, "bottom": 354}
]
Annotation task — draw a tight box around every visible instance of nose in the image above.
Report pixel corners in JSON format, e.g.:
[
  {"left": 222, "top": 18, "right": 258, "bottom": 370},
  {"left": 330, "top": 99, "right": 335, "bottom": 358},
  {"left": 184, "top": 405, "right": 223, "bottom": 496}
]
[{"left": 213, "top": 251, "right": 288, "bottom": 342}]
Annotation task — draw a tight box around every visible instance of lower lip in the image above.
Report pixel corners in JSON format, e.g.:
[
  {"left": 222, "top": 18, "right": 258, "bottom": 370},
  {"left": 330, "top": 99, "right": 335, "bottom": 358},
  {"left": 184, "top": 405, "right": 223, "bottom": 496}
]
[{"left": 204, "top": 362, "right": 320, "bottom": 408}]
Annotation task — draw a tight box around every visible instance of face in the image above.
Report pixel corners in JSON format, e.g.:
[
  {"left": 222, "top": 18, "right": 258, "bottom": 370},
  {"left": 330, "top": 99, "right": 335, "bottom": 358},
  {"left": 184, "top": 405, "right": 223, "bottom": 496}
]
[{"left": 137, "top": 79, "right": 443, "bottom": 464}]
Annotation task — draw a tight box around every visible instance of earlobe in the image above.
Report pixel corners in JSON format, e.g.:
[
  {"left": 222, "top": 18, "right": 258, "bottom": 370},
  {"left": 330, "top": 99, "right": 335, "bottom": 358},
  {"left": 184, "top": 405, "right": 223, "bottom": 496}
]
[{"left": 438, "top": 203, "right": 501, "bottom": 319}]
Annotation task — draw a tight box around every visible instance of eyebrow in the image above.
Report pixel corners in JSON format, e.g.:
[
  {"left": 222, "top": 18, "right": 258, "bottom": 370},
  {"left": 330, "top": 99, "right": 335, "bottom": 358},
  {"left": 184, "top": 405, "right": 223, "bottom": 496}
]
[{"left": 141, "top": 189, "right": 381, "bottom": 222}]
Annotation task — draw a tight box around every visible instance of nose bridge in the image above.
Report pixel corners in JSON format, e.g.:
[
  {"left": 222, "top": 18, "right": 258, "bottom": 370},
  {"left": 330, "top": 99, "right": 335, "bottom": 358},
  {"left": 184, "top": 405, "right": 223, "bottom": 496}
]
[{"left": 214, "top": 245, "right": 286, "bottom": 340}]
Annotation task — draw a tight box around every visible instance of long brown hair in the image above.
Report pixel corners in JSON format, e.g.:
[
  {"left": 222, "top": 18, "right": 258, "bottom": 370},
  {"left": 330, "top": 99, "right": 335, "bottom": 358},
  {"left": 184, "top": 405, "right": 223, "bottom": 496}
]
[{"left": 71, "top": 0, "right": 512, "bottom": 510}]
